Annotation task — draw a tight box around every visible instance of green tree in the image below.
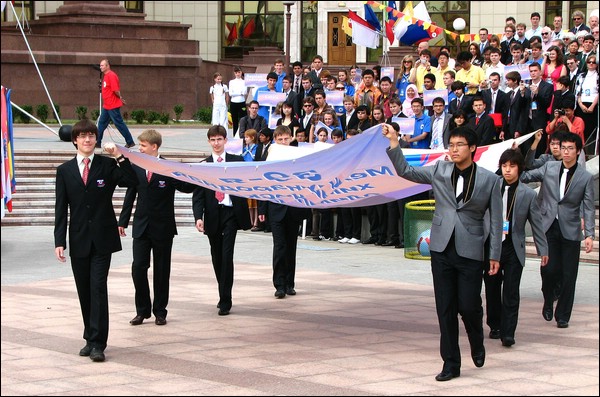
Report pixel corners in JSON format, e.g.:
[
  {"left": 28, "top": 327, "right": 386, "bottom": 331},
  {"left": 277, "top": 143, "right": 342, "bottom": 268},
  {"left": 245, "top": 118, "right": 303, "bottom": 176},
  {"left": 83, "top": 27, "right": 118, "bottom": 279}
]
[{"left": 36, "top": 104, "right": 49, "bottom": 123}]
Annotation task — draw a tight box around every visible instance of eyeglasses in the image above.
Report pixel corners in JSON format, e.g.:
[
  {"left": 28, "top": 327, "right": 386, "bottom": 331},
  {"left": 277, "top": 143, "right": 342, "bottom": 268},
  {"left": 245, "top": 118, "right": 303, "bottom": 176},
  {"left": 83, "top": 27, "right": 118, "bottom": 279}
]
[
  {"left": 561, "top": 146, "right": 576, "bottom": 151},
  {"left": 303, "top": 104, "right": 313, "bottom": 107},
  {"left": 448, "top": 143, "right": 469, "bottom": 149},
  {"left": 573, "top": 17, "right": 582, "bottom": 20},
  {"left": 336, "top": 86, "right": 345, "bottom": 90},
  {"left": 541, "top": 32, "right": 549, "bottom": 35},
  {"left": 249, "top": 107, "right": 259, "bottom": 110},
  {"left": 77, "top": 132, "right": 95, "bottom": 139}
]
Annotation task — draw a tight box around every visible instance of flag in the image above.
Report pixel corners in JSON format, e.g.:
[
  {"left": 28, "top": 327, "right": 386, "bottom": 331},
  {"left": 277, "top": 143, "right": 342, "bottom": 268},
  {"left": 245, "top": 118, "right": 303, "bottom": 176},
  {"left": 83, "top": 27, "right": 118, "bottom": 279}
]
[
  {"left": 348, "top": 10, "right": 380, "bottom": 49},
  {"left": 342, "top": 15, "right": 352, "bottom": 37},
  {"left": 1, "top": 86, "right": 16, "bottom": 216},
  {"left": 393, "top": 1, "right": 433, "bottom": 46},
  {"left": 385, "top": 1, "right": 398, "bottom": 45},
  {"left": 226, "top": 20, "right": 238, "bottom": 45},
  {"left": 364, "top": 2, "right": 381, "bottom": 32},
  {"left": 242, "top": 16, "right": 256, "bottom": 39}
]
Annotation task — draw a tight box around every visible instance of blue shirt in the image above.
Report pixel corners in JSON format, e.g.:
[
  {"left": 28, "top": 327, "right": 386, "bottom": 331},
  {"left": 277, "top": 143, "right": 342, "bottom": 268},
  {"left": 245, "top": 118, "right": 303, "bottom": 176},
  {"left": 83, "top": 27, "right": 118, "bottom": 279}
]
[
  {"left": 254, "top": 85, "right": 276, "bottom": 120},
  {"left": 396, "top": 73, "right": 411, "bottom": 103},
  {"left": 411, "top": 113, "right": 432, "bottom": 149}
]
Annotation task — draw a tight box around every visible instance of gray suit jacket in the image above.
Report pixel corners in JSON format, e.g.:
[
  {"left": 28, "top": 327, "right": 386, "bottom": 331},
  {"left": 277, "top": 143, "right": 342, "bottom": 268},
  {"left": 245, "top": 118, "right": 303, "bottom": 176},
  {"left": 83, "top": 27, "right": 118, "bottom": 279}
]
[
  {"left": 507, "top": 183, "right": 548, "bottom": 266},
  {"left": 387, "top": 146, "right": 503, "bottom": 262},
  {"left": 520, "top": 161, "right": 595, "bottom": 241}
]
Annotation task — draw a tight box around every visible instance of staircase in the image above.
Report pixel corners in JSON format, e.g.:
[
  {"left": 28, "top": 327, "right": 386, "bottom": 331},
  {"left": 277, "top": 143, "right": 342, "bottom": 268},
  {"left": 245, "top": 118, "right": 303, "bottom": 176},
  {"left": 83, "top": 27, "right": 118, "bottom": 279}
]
[{"left": 1, "top": 150, "right": 207, "bottom": 227}]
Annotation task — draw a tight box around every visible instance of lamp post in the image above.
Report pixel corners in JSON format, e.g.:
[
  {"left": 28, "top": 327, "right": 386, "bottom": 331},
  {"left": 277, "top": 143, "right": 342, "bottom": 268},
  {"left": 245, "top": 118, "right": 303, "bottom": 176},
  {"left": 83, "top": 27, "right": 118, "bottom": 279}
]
[{"left": 283, "top": 1, "right": 295, "bottom": 76}]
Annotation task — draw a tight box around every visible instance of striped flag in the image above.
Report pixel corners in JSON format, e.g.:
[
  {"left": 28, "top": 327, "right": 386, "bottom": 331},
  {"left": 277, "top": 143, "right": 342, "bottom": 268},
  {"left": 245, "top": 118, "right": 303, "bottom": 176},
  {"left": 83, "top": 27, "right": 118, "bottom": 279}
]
[
  {"left": 1, "top": 85, "right": 16, "bottom": 216},
  {"left": 348, "top": 10, "right": 380, "bottom": 49}
]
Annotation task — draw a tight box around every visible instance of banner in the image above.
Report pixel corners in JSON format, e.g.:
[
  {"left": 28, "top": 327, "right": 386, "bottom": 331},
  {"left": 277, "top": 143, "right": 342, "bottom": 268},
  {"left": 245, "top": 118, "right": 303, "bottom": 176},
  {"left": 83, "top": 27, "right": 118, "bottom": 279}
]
[
  {"left": 120, "top": 126, "right": 535, "bottom": 209},
  {"left": 392, "top": 117, "right": 416, "bottom": 135},
  {"left": 422, "top": 89, "right": 448, "bottom": 106},
  {"left": 326, "top": 90, "right": 345, "bottom": 106},
  {"left": 504, "top": 64, "right": 531, "bottom": 81},
  {"left": 244, "top": 73, "right": 268, "bottom": 88},
  {"left": 257, "top": 91, "right": 286, "bottom": 107}
]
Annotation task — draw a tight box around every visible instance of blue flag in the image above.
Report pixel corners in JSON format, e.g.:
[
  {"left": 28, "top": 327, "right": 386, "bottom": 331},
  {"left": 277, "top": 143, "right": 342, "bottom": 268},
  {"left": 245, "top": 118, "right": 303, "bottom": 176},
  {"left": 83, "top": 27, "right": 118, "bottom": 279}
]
[
  {"left": 388, "top": 1, "right": 398, "bottom": 22},
  {"left": 364, "top": 3, "right": 381, "bottom": 32}
]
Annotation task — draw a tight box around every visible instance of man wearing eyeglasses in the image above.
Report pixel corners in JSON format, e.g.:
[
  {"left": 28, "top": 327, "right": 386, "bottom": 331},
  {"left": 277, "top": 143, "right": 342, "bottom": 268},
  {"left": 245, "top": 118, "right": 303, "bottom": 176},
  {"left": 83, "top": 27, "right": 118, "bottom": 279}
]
[
  {"left": 569, "top": 10, "right": 590, "bottom": 35},
  {"left": 520, "top": 132, "right": 595, "bottom": 330},
  {"left": 238, "top": 100, "right": 267, "bottom": 140},
  {"left": 384, "top": 124, "right": 503, "bottom": 381},
  {"left": 576, "top": 35, "right": 597, "bottom": 73},
  {"left": 540, "top": 27, "right": 554, "bottom": 52}
]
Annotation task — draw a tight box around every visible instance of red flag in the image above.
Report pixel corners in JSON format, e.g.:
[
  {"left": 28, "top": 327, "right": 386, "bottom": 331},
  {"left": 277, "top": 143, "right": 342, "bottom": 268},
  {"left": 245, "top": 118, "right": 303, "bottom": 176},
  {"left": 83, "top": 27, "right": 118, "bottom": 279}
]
[
  {"left": 242, "top": 17, "right": 256, "bottom": 39},
  {"left": 385, "top": 20, "right": 395, "bottom": 45}
]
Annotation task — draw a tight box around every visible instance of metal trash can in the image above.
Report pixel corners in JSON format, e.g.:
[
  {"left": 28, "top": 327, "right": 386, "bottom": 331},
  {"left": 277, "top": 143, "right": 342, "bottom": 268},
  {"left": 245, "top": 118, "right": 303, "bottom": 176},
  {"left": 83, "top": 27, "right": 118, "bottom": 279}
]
[{"left": 404, "top": 199, "right": 435, "bottom": 260}]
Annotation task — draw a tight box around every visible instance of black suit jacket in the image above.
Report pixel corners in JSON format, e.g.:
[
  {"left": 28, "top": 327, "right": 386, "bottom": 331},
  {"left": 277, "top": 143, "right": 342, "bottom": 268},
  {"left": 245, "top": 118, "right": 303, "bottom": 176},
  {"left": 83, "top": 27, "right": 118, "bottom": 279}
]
[
  {"left": 501, "top": 38, "right": 517, "bottom": 64},
  {"left": 192, "top": 153, "right": 251, "bottom": 236},
  {"left": 54, "top": 154, "right": 137, "bottom": 257},
  {"left": 529, "top": 80, "right": 554, "bottom": 131},
  {"left": 503, "top": 88, "right": 531, "bottom": 139},
  {"left": 467, "top": 113, "right": 497, "bottom": 146},
  {"left": 340, "top": 111, "right": 359, "bottom": 133},
  {"left": 118, "top": 162, "right": 196, "bottom": 240},
  {"left": 448, "top": 95, "right": 475, "bottom": 118},
  {"left": 480, "top": 89, "right": 509, "bottom": 129}
]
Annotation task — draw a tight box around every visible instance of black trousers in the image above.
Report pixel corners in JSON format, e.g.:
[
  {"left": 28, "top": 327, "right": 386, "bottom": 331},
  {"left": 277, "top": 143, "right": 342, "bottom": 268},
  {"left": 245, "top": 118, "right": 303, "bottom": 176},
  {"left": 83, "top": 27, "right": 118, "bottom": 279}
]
[
  {"left": 483, "top": 239, "right": 523, "bottom": 339},
  {"left": 71, "top": 248, "right": 111, "bottom": 350},
  {"left": 366, "top": 204, "right": 386, "bottom": 242},
  {"left": 340, "top": 207, "right": 362, "bottom": 239},
  {"left": 544, "top": 219, "right": 581, "bottom": 323},
  {"left": 271, "top": 212, "right": 301, "bottom": 290},
  {"left": 385, "top": 199, "right": 405, "bottom": 243},
  {"left": 207, "top": 206, "right": 239, "bottom": 311},
  {"left": 431, "top": 236, "right": 484, "bottom": 372},
  {"left": 132, "top": 233, "right": 174, "bottom": 318},
  {"left": 230, "top": 101, "right": 246, "bottom": 137}
]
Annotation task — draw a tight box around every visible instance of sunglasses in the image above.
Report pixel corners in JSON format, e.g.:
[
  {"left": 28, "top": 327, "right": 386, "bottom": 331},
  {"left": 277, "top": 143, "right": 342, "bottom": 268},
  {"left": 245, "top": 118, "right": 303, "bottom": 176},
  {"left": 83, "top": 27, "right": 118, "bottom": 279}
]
[
  {"left": 573, "top": 17, "right": 582, "bottom": 20},
  {"left": 541, "top": 32, "right": 549, "bottom": 35},
  {"left": 587, "top": 60, "right": 596, "bottom": 64},
  {"left": 303, "top": 104, "right": 313, "bottom": 107}
]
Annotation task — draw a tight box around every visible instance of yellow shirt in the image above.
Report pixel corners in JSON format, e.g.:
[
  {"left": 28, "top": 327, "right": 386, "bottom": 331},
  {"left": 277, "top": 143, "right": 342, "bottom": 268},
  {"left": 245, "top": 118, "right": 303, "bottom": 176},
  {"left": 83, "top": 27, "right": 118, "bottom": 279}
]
[{"left": 456, "top": 65, "right": 485, "bottom": 95}]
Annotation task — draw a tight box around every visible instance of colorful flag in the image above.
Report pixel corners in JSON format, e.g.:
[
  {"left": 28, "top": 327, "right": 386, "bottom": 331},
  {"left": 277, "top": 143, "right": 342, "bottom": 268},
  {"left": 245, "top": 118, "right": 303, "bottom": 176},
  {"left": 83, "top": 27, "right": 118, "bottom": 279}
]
[
  {"left": 342, "top": 15, "right": 352, "bottom": 37},
  {"left": 364, "top": 2, "right": 381, "bottom": 32},
  {"left": 385, "top": 1, "right": 398, "bottom": 45},
  {"left": 393, "top": 1, "right": 433, "bottom": 46},
  {"left": 348, "top": 10, "right": 380, "bottom": 49},
  {"left": 1, "top": 86, "right": 16, "bottom": 216}
]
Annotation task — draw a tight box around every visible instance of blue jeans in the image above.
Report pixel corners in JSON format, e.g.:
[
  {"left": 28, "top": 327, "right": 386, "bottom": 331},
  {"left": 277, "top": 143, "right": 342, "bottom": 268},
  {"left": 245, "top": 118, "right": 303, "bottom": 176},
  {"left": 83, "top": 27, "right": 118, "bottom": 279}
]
[{"left": 97, "top": 107, "right": 134, "bottom": 145}]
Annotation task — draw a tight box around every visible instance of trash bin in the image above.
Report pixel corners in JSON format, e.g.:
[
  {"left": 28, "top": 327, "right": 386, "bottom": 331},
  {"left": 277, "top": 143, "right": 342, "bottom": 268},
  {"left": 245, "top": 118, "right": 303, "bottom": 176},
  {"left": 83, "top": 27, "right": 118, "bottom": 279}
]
[{"left": 404, "top": 199, "right": 435, "bottom": 260}]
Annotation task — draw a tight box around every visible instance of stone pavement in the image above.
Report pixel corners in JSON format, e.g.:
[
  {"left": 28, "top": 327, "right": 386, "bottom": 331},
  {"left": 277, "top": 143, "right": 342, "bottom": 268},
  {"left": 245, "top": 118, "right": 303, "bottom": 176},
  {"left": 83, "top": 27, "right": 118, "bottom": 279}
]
[{"left": 1, "top": 125, "right": 599, "bottom": 395}]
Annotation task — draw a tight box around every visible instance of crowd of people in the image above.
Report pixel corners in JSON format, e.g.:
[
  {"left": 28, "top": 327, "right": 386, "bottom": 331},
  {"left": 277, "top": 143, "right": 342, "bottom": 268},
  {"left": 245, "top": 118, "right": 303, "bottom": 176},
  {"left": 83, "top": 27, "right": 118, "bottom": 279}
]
[{"left": 54, "top": 11, "right": 597, "bottom": 382}]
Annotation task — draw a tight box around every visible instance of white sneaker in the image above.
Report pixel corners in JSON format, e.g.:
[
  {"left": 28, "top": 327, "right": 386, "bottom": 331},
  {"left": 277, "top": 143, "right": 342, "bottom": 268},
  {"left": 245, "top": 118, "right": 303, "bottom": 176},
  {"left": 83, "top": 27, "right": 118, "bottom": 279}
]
[
  {"left": 338, "top": 237, "right": 349, "bottom": 243},
  {"left": 348, "top": 238, "right": 360, "bottom": 244}
]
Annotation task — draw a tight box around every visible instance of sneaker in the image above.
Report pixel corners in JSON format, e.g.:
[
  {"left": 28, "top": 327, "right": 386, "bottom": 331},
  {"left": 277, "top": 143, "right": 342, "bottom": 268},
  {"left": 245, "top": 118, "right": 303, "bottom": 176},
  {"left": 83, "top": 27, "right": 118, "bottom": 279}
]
[
  {"left": 348, "top": 238, "right": 360, "bottom": 244},
  {"left": 338, "top": 237, "right": 350, "bottom": 244}
]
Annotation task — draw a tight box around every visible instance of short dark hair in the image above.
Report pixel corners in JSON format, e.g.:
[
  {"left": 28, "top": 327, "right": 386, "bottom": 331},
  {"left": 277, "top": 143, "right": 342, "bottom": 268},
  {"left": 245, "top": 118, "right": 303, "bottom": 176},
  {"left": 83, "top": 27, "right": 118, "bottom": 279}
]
[
  {"left": 71, "top": 119, "right": 98, "bottom": 147},
  {"left": 259, "top": 127, "right": 273, "bottom": 139},
  {"left": 267, "top": 72, "right": 278, "bottom": 80},
  {"left": 424, "top": 73, "right": 437, "bottom": 83},
  {"left": 292, "top": 61, "right": 303, "bottom": 68},
  {"left": 449, "top": 126, "right": 478, "bottom": 157},
  {"left": 283, "top": 75, "right": 293, "bottom": 83},
  {"left": 379, "top": 76, "right": 392, "bottom": 84},
  {"left": 362, "top": 69, "right": 374, "bottom": 77},
  {"left": 356, "top": 104, "right": 370, "bottom": 115},
  {"left": 331, "top": 128, "right": 344, "bottom": 139},
  {"left": 560, "top": 131, "right": 583, "bottom": 152},
  {"left": 531, "top": 12, "right": 541, "bottom": 19},
  {"left": 207, "top": 125, "right": 227, "bottom": 139},
  {"left": 456, "top": 51, "right": 472, "bottom": 63},
  {"left": 499, "top": 148, "right": 524, "bottom": 175},
  {"left": 432, "top": 97, "right": 446, "bottom": 106}
]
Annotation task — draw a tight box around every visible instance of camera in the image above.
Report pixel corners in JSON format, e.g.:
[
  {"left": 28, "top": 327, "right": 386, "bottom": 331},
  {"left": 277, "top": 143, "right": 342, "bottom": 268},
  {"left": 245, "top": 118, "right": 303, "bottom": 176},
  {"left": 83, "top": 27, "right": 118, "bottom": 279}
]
[{"left": 557, "top": 109, "right": 565, "bottom": 116}]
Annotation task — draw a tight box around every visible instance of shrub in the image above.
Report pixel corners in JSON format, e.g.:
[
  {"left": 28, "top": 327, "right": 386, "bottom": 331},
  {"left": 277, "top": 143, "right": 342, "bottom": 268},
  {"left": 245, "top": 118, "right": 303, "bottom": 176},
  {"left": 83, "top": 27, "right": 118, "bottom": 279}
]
[
  {"left": 160, "top": 112, "right": 170, "bottom": 124},
  {"left": 146, "top": 110, "right": 161, "bottom": 124},
  {"left": 91, "top": 109, "right": 100, "bottom": 121},
  {"left": 122, "top": 111, "right": 129, "bottom": 121},
  {"left": 36, "top": 104, "right": 49, "bottom": 123},
  {"left": 130, "top": 109, "right": 146, "bottom": 124},
  {"left": 52, "top": 103, "right": 60, "bottom": 121},
  {"left": 193, "top": 107, "right": 212, "bottom": 124},
  {"left": 75, "top": 106, "right": 88, "bottom": 120},
  {"left": 15, "top": 104, "right": 33, "bottom": 123},
  {"left": 173, "top": 104, "right": 184, "bottom": 121}
]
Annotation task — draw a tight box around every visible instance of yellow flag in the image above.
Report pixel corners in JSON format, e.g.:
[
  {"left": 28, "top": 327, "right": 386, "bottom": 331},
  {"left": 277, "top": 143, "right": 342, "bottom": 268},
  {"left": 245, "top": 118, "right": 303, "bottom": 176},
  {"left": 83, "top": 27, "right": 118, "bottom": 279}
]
[{"left": 342, "top": 15, "right": 352, "bottom": 36}]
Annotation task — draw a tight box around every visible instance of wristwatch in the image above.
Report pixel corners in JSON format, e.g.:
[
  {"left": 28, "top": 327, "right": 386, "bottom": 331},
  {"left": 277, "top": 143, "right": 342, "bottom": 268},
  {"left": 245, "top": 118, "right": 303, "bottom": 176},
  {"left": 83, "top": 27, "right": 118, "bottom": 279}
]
[{"left": 116, "top": 154, "right": 125, "bottom": 163}]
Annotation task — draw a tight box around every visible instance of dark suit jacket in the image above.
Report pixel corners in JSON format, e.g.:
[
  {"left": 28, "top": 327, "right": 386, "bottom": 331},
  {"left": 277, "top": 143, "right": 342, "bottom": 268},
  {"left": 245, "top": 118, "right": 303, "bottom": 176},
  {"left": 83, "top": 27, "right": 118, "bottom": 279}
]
[
  {"left": 503, "top": 88, "right": 530, "bottom": 139},
  {"left": 54, "top": 154, "right": 137, "bottom": 257},
  {"left": 118, "top": 162, "right": 196, "bottom": 240},
  {"left": 255, "top": 142, "right": 272, "bottom": 161},
  {"left": 448, "top": 95, "right": 475, "bottom": 117},
  {"left": 569, "top": 24, "right": 590, "bottom": 35},
  {"left": 192, "top": 153, "right": 251, "bottom": 236},
  {"left": 529, "top": 80, "right": 554, "bottom": 131},
  {"left": 467, "top": 113, "right": 497, "bottom": 146},
  {"left": 284, "top": 89, "right": 300, "bottom": 117},
  {"left": 340, "top": 111, "right": 359, "bottom": 133},
  {"left": 480, "top": 88, "right": 509, "bottom": 117},
  {"left": 501, "top": 38, "right": 517, "bottom": 64},
  {"left": 238, "top": 115, "right": 267, "bottom": 137},
  {"left": 576, "top": 50, "right": 597, "bottom": 73}
]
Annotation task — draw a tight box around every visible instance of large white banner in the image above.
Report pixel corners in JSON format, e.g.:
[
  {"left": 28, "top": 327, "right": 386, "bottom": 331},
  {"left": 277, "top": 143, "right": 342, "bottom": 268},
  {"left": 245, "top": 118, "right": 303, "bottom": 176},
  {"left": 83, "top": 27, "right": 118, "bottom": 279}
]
[{"left": 120, "top": 125, "right": 534, "bottom": 209}]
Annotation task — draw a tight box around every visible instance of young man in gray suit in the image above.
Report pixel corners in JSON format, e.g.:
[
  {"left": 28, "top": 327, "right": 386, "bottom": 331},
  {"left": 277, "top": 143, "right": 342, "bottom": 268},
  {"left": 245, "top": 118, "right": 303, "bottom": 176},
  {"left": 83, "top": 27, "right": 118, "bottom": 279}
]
[
  {"left": 484, "top": 149, "right": 549, "bottom": 348},
  {"left": 520, "top": 132, "right": 595, "bottom": 329},
  {"left": 384, "top": 125, "right": 503, "bottom": 382}
]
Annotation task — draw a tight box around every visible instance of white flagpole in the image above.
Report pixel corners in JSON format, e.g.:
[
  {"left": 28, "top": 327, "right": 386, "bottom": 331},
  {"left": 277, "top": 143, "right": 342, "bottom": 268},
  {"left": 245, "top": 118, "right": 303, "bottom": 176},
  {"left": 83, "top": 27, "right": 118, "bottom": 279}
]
[
  {"left": 11, "top": 102, "right": 59, "bottom": 136},
  {"left": 9, "top": 1, "right": 63, "bottom": 126}
]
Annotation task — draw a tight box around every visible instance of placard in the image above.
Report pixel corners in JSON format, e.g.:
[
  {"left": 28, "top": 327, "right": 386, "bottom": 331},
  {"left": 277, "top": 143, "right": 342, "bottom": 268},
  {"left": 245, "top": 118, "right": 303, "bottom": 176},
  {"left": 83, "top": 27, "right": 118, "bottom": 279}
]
[
  {"left": 257, "top": 91, "right": 286, "bottom": 107},
  {"left": 392, "top": 117, "right": 416, "bottom": 136},
  {"left": 245, "top": 73, "right": 268, "bottom": 88},
  {"left": 268, "top": 114, "right": 281, "bottom": 129},
  {"left": 503, "top": 64, "right": 531, "bottom": 81},
  {"left": 326, "top": 90, "right": 345, "bottom": 106},
  {"left": 381, "top": 67, "right": 395, "bottom": 81},
  {"left": 422, "top": 89, "right": 449, "bottom": 106}
]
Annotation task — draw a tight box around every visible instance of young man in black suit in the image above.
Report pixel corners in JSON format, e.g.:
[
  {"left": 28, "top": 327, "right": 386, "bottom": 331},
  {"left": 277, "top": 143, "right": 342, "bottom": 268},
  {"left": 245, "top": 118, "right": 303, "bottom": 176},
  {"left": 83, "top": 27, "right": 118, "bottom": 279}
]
[
  {"left": 118, "top": 129, "right": 196, "bottom": 326},
  {"left": 479, "top": 72, "right": 509, "bottom": 131},
  {"left": 54, "top": 119, "right": 137, "bottom": 362},
  {"left": 500, "top": 71, "right": 530, "bottom": 140},
  {"left": 258, "top": 125, "right": 311, "bottom": 298},
  {"left": 192, "top": 125, "right": 252, "bottom": 315},
  {"left": 467, "top": 96, "right": 497, "bottom": 146}
]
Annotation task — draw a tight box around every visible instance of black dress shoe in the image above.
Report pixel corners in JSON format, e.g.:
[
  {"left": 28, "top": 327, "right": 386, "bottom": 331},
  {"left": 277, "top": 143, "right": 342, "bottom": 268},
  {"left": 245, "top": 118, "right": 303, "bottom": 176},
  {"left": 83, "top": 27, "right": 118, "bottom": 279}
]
[
  {"left": 155, "top": 316, "right": 167, "bottom": 325},
  {"left": 217, "top": 303, "right": 220, "bottom": 308},
  {"left": 79, "top": 344, "right": 92, "bottom": 357},
  {"left": 489, "top": 329, "right": 501, "bottom": 339},
  {"left": 129, "top": 314, "right": 150, "bottom": 325},
  {"left": 286, "top": 287, "right": 296, "bottom": 296},
  {"left": 471, "top": 347, "right": 485, "bottom": 367},
  {"left": 501, "top": 336, "right": 515, "bottom": 347},
  {"left": 382, "top": 240, "right": 399, "bottom": 247},
  {"left": 89, "top": 348, "right": 105, "bottom": 362},
  {"left": 362, "top": 237, "right": 378, "bottom": 244},
  {"left": 542, "top": 306, "right": 553, "bottom": 322},
  {"left": 274, "top": 289, "right": 286, "bottom": 299},
  {"left": 218, "top": 308, "right": 230, "bottom": 316},
  {"left": 394, "top": 242, "right": 405, "bottom": 249},
  {"left": 557, "top": 320, "right": 569, "bottom": 328},
  {"left": 435, "top": 369, "right": 460, "bottom": 381}
]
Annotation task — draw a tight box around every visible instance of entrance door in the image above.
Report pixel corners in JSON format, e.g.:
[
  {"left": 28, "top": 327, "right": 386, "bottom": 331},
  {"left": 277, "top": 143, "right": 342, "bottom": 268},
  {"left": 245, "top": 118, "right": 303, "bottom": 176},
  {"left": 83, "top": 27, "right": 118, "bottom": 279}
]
[{"left": 328, "top": 13, "right": 356, "bottom": 66}]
